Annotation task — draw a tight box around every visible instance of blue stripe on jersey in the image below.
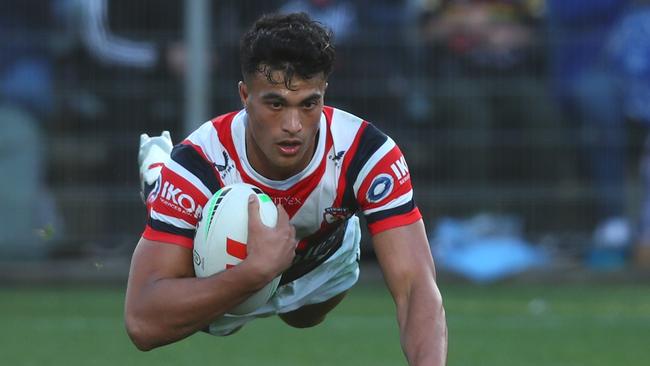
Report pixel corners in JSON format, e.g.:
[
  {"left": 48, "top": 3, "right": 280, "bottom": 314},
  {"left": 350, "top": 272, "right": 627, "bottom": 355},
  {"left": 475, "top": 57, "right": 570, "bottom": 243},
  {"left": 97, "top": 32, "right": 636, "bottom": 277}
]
[
  {"left": 148, "top": 217, "right": 195, "bottom": 239},
  {"left": 343, "top": 123, "right": 388, "bottom": 210},
  {"left": 171, "top": 144, "right": 222, "bottom": 194},
  {"left": 365, "top": 199, "right": 415, "bottom": 224}
]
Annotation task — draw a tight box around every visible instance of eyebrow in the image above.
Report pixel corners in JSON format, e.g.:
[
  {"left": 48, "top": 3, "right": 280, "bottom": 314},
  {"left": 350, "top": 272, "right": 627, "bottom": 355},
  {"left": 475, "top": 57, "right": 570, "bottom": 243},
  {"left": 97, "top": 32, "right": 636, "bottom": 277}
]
[{"left": 260, "top": 92, "right": 322, "bottom": 104}]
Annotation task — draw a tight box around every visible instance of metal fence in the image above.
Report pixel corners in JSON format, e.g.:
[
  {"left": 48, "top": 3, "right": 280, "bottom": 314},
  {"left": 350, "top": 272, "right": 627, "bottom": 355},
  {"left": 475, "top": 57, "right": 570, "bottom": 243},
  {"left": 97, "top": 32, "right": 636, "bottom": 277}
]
[{"left": 1, "top": 0, "right": 646, "bottom": 261}]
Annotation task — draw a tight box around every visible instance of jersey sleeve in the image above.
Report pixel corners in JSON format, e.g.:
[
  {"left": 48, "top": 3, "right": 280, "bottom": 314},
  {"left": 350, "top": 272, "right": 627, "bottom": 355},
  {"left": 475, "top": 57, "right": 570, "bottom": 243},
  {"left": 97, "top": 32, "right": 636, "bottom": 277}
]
[
  {"left": 352, "top": 124, "right": 422, "bottom": 235},
  {"left": 142, "top": 143, "right": 221, "bottom": 248}
]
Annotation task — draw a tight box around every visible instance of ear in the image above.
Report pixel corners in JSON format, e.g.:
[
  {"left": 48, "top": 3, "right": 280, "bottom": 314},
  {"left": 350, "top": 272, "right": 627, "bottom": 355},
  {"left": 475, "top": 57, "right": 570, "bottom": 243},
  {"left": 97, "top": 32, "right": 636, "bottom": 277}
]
[{"left": 238, "top": 81, "right": 249, "bottom": 108}]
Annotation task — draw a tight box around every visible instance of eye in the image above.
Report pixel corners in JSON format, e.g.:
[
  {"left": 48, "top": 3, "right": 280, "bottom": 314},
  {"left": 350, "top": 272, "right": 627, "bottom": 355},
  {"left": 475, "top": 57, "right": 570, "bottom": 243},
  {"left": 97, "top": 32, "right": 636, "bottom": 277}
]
[
  {"left": 303, "top": 100, "right": 318, "bottom": 109},
  {"left": 269, "top": 101, "right": 283, "bottom": 110}
]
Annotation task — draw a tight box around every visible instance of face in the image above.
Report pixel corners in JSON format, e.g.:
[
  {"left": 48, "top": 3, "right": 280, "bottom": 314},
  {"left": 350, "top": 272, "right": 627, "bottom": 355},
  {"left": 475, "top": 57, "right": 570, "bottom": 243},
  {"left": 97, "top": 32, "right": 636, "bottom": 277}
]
[{"left": 238, "top": 70, "right": 327, "bottom": 181}]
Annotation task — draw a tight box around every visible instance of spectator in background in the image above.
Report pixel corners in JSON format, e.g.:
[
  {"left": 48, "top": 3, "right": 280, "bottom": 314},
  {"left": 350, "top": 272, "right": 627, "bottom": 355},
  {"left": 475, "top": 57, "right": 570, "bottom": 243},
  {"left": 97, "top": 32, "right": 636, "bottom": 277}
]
[
  {"left": 277, "top": 0, "right": 414, "bottom": 128},
  {"left": 0, "top": 0, "right": 61, "bottom": 258},
  {"left": 547, "top": 0, "right": 632, "bottom": 250},
  {"left": 49, "top": 0, "right": 291, "bottom": 250},
  {"left": 605, "top": 0, "right": 650, "bottom": 265},
  {"left": 353, "top": 0, "right": 416, "bottom": 128},
  {"left": 73, "top": 0, "right": 193, "bottom": 136},
  {"left": 72, "top": 0, "right": 283, "bottom": 139},
  {"left": 279, "top": 0, "right": 358, "bottom": 43},
  {"left": 55, "top": 0, "right": 198, "bottom": 249},
  {"left": 416, "top": 0, "right": 564, "bottom": 201},
  {"left": 60, "top": 0, "right": 282, "bottom": 247},
  {"left": 277, "top": 0, "right": 360, "bottom": 111}
]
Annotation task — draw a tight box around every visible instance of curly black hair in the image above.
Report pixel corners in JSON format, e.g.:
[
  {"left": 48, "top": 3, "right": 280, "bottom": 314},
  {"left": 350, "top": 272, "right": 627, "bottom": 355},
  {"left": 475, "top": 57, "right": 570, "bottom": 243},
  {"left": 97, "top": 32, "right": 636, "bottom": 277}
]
[{"left": 240, "top": 12, "right": 335, "bottom": 89}]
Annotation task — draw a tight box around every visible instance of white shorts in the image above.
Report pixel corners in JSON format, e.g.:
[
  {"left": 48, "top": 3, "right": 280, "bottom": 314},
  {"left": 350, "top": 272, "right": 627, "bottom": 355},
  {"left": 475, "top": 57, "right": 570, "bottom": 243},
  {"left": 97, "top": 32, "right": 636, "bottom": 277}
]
[{"left": 207, "top": 216, "right": 362, "bottom": 336}]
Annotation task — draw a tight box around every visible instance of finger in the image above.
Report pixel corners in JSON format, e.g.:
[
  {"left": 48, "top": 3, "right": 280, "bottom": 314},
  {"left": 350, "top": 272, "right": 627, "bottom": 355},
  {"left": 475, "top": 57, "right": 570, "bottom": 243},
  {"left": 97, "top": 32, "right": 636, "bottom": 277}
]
[
  {"left": 276, "top": 204, "right": 290, "bottom": 225},
  {"left": 247, "top": 194, "right": 261, "bottom": 229},
  {"left": 140, "top": 133, "right": 150, "bottom": 145}
]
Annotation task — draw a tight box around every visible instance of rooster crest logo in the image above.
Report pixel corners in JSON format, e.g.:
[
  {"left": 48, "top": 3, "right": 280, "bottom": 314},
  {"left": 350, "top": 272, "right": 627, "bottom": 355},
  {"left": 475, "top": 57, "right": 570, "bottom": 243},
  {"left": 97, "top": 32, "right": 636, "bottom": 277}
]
[{"left": 323, "top": 207, "right": 352, "bottom": 224}]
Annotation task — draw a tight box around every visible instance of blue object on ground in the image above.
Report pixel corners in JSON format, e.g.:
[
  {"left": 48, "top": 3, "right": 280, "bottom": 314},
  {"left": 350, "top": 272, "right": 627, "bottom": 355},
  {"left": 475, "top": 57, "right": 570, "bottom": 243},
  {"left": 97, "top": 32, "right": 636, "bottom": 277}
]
[
  {"left": 586, "top": 247, "right": 628, "bottom": 271},
  {"left": 431, "top": 216, "right": 549, "bottom": 283}
]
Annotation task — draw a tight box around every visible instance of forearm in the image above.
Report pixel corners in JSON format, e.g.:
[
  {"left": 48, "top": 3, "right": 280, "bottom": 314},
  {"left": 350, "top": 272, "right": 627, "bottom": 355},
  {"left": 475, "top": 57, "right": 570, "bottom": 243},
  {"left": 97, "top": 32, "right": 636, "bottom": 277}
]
[
  {"left": 125, "top": 261, "right": 268, "bottom": 350},
  {"left": 397, "top": 281, "right": 448, "bottom": 366}
]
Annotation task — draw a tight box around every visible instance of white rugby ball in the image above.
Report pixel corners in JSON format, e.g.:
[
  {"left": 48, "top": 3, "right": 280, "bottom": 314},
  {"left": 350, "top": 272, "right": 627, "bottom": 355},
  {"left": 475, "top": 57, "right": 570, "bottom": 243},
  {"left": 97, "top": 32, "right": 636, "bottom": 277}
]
[{"left": 193, "top": 183, "right": 280, "bottom": 315}]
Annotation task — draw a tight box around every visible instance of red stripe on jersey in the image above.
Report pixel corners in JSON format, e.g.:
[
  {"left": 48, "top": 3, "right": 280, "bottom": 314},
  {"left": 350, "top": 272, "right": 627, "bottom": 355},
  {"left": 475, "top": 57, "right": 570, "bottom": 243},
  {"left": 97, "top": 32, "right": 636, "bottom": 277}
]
[
  {"left": 332, "top": 122, "right": 369, "bottom": 208},
  {"left": 322, "top": 106, "right": 334, "bottom": 126},
  {"left": 356, "top": 145, "right": 412, "bottom": 210},
  {"left": 226, "top": 238, "right": 248, "bottom": 260},
  {"left": 213, "top": 111, "right": 243, "bottom": 185},
  {"left": 226, "top": 264, "right": 236, "bottom": 270},
  {"left": 367, "top": 207, "right": 422, "bottom": 235},
  {"left": 148, "top": 162, "right": 164, "bottom": 170},
  {"left": 296, "top": 239, "right": 308, "bottom": 250},
  {"left": 212, "top": 111, "right": 239, "bottom": 159},
  {"left": 142, "top": 226, "right": 194, "bottom": 248},
  {"left": 216, "top": 109, "right": 334, "bottom": 218}
]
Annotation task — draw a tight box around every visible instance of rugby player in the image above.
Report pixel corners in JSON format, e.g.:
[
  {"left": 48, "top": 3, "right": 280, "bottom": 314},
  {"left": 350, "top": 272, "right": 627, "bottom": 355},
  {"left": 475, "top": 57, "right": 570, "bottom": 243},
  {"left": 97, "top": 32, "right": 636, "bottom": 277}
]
[{"left": 125, "top": 12, "right": 447, "bottom": 365}]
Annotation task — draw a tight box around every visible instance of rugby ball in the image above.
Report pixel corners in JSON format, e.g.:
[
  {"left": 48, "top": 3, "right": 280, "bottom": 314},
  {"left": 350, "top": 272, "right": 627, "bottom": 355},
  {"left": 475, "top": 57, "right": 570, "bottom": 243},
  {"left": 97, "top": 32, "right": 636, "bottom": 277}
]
[{"left": 193, "top": 183, "right": 281, "bottom": 315}]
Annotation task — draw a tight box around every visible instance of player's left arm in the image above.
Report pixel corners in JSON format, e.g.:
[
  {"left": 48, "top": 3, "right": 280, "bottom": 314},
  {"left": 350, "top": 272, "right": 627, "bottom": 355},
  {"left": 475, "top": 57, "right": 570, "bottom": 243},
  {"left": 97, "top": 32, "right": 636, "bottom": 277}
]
[
  {"left": 372, "top": 219, "right": 448, "bottom": 366},
  {"left": 350, "top": 125, "right": 447, "bottom": 364}
]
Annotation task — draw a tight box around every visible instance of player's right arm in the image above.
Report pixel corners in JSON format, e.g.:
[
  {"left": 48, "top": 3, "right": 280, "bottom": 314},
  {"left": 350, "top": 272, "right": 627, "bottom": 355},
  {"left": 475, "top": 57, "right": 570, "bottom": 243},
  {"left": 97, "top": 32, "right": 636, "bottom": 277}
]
[{"left": 125, "top": 197, "right": 296, "bottom": 351}]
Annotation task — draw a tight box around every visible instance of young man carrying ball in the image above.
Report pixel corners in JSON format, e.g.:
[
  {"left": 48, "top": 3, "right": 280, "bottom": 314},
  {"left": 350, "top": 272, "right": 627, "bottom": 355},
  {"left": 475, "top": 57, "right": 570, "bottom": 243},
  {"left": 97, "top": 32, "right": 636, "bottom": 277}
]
[{"left": 126, "top": 12, "right": 447, "bottom": 365}]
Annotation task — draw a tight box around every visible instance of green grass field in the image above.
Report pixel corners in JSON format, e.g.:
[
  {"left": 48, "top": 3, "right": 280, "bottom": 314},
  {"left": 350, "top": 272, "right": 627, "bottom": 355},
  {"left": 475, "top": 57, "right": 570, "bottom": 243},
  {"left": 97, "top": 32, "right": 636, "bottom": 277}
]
[{"left": 2, "top": 282, "right": 650, "bottom": 366}]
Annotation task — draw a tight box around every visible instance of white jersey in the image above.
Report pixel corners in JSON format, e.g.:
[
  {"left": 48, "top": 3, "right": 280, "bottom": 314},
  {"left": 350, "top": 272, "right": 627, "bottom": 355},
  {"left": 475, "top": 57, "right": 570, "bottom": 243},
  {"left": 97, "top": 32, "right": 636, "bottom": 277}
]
[{"left": 143, "top": 106, "right": 421, "bottom": 284}]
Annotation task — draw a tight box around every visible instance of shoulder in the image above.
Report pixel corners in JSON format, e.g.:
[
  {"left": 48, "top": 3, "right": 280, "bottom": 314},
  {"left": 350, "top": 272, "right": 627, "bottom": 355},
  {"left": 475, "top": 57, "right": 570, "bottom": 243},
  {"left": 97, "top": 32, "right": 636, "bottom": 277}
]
[
  {"left": 326, "top": 106, "right": 392, "bottom": 170},
  {"left": 325, "top": 105, "right": 394, "bottom": 156},
  {"left": 162, "top": 110, "right": 243, "bottom": 195},
  {"left": 177, "top": 110, "right": 242, "bottom": 163},
  {"left": 185, "top": 110, "right": 241, "bottom": 146}
]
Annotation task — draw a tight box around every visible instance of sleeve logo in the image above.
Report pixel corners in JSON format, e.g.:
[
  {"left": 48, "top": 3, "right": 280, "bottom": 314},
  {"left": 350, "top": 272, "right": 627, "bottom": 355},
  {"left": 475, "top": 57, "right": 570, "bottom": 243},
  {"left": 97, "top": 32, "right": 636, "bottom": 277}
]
[
  {"left": 367, "top": 173, "right": 394, "bottom": 203},
  {"left": 158, "top": 181, "right": 203, "bottom": 219},
  {"left": 390, "top": 156, "right": 410, "bottom": 184}
]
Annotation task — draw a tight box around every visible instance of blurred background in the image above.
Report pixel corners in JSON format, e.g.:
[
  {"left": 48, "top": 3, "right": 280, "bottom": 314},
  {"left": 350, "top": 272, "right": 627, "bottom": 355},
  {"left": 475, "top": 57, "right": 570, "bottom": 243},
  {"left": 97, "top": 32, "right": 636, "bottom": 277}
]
[{"left": 2, "top": 1, "right": 650, "bottom": 365}]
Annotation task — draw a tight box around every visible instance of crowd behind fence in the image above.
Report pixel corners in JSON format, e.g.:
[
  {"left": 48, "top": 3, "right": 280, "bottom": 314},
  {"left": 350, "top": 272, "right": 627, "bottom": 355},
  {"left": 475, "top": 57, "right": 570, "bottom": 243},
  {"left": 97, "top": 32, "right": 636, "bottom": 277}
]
[{"left": 2, "top": 0, "right": 650, "bottom": 266}]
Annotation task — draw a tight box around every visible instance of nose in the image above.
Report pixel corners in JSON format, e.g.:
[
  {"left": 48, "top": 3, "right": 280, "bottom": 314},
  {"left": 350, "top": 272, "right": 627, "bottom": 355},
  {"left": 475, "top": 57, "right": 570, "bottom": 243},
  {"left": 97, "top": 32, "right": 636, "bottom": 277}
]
[{"left": 282, "top": 109, "right": 302, "bottom": 134}]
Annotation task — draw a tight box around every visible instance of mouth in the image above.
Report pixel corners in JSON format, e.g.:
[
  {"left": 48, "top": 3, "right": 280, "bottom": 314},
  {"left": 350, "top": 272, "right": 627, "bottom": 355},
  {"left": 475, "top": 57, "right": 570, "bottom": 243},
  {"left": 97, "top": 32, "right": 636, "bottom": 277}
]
[{"left": 277, "top": 140, "right": 302, "bottom": 156}]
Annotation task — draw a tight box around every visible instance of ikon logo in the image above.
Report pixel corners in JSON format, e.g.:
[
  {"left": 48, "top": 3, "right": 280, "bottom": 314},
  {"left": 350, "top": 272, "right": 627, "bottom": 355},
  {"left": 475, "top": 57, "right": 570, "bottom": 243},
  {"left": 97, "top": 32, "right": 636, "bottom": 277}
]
[
  {"left": 159, "top": 181, "right": 203, "bottom": 218},
  {"left": 390, "top": 156, "right": 409, "bottom": 180}
]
